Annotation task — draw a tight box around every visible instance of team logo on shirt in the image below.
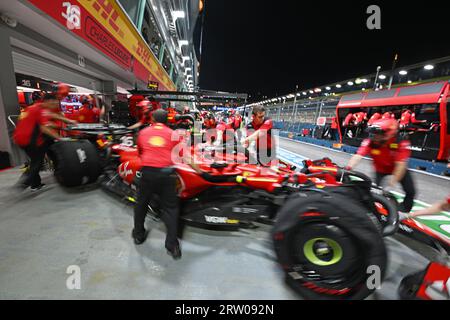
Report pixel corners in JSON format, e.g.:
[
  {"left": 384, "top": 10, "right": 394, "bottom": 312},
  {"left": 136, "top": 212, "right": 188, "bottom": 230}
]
[
  {"left": 149, "top": 136, "right": 165, "bottom": 147},
  {"left": 371, "top": 149, "right": 381, "bottom": 155}
]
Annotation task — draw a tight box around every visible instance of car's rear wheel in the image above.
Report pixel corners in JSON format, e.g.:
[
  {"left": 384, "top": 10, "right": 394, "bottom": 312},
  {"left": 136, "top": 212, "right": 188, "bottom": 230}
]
[{"left": 273, "top": 191, "right": 387, "bottom": 300}]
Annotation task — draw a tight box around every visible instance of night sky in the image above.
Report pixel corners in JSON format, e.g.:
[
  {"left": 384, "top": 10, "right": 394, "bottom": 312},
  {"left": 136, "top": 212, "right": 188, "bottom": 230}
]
[{"left": 197, "top": 1, "right": 450, "bottom": 102}]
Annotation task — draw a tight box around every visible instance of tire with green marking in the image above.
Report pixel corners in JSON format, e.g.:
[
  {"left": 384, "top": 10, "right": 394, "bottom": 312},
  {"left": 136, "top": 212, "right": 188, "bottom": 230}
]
[{"left": 272, "top": 190, "right": 387, "bottom": 300}]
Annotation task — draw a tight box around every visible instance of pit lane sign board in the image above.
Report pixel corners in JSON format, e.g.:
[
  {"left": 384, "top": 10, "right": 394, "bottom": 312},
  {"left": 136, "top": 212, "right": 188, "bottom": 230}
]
[{"left": 147, "top": 81, "right": 159, "bottom": 91}]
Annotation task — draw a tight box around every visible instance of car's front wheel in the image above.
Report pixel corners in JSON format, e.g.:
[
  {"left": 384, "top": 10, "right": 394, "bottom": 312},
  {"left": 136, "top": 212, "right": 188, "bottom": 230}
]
[{"left": 272, "top": 190, "right": 387, "bottom": 300}]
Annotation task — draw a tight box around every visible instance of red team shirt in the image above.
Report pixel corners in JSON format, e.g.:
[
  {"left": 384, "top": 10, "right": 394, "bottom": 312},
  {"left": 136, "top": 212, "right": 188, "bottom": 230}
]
[
  {"left": 357, "top": 138, "right": 411, "bottom": 174},
  {"left": 137, "top": 123, "right": 181, "bottom": 168},
  {"left": 13, "top": 103, "right": 51, "bottom": 147},
  {"left": 247, "top": 118, "right": 273, "bottom": 150},
  {"left": 216, "top": 121, "right": 234, "bottom": 143},
  {"left": 368, "top": 112, "right": 382, "bottom": 125},
  {"left": 78, "top": 105, "right": 100, "bottom": 123}
]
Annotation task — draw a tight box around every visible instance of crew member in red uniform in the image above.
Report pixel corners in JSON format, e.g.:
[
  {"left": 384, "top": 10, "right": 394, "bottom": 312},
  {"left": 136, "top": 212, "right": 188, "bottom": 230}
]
[
  {"left": 382, "top": 111, "right": 395, "bottom": 120},
  {"left": 353, "top": 111, "right": 367, "bottom": 126},
  {"left": 13, "top": 93, "right": 76, "bottom": 190},
  {"left": 368, "top": 112, "right": 382, "bottom": 125},
  {"left": 127, "top": 100, "right": 159, "bottom": 130},
  {"left": 242, "top": 105, "right": 276, "bottom": 166},
  {"left": 215, "top": 119, "right": 234, "bottom": 147},
  {"left": 399, "top": 108, "right": 427, "bottom": 129},
  {"left": 203, "top": 112, "right": 218, "bottom": 144},
  {"left": 228, "top": 109, "right": 243, "bottom": 141},
  {"left": 330, "top": 116, "right": 339, "bottom": 140},
  {"left": 78, "top": 96, "right": 100, "bottom": 123},
  {"left": 343, "top": 112, "right": 354, "bottom": 127},
  {"left": 129, "top": 95, "right": 145, "bottom": 119},
  {"left": 347, "top": 118, "right": 416, "bottom": 212},
  {"left": 133, "top": 109, "right": 187, "bottom": 259}
]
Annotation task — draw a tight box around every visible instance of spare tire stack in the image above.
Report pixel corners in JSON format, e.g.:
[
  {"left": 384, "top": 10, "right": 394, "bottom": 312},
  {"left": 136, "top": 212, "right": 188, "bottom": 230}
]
[{"left": 49, "top": 140, "right": 101, "bottom": 187}]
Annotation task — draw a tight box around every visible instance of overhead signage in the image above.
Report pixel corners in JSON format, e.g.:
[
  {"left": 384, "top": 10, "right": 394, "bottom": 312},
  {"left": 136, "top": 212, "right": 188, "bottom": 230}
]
[{"left": 27, "top": 0, "right": 176, "bottom": 91}]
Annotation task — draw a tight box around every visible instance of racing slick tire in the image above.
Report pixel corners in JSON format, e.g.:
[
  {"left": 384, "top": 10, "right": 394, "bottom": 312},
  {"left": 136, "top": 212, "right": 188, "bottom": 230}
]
[
  {"left": 49, "top": 140, "right": 101, "bottom": 187},
  {"left": 272, "top": 190, "right": 387, "bottom": 300}
]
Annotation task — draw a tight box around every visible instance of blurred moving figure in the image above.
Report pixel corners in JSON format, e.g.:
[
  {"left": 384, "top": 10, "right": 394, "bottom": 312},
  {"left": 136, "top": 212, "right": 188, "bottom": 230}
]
[
  {"left": 13, "top": 93, "right": 76, "bottom": 191},
  {"left": 407, "top": 163, "right": 450, "bottom": 219},
  {"left": 347, "top": 118, "right": 416, "bottom": 213},
  {"left": 407, "top": 196, "right": 450, "bottom": 219},
  {"left": 127, "top": 100, "right": 158, "bottom": 130}
]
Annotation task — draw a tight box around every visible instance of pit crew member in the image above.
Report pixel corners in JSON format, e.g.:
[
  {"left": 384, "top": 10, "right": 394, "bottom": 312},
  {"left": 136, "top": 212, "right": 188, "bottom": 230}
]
[
  {"left": 133, "top": 109, "right": 185, "bottom": 259},
  {"left": 347, "top": 118, "right": 416, "bottom": 213},
  {"left": 13, "top": 93, "right": 76, "bottom": 191},
  {"left": 242, "top": 105, "right": 276, "bottom": 166}
]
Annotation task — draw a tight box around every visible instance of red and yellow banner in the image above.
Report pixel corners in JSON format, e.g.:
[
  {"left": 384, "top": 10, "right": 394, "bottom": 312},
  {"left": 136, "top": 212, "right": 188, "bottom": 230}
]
[{"left": 27, "top": 0, "right": 176, "bottom": 91}]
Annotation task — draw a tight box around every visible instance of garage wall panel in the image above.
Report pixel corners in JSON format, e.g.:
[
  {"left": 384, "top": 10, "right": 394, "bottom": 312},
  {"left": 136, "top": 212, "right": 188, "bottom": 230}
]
[{"left": 12, "top": 51, "right": 103, "bottom": 92}]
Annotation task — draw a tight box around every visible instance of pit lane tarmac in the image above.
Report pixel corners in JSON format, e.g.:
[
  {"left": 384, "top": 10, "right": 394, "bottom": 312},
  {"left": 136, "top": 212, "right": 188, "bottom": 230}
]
[{"left": 0, "top": 165, "right": 437, "bottom": 300}]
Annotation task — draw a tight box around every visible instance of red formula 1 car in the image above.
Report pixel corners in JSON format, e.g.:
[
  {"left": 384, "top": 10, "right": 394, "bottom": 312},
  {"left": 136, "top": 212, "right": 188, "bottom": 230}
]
[
  {"left": 46, "top": 122, "right": 399, "bottom": 299},
  {"left": 46, "top": 90, "right": 397, "bottom": 300},
  {"left": 82, "top": 134, "right": 399, "bottom": 300}
]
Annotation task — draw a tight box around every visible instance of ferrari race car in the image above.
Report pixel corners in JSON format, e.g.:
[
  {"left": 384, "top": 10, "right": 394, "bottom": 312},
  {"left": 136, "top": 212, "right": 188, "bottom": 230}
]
[
  {"left": 42, "top": 90, "right": 426, "bottom": 300},
  {"left": 46, "top": 124, "right": 401, "bottom": 300}
]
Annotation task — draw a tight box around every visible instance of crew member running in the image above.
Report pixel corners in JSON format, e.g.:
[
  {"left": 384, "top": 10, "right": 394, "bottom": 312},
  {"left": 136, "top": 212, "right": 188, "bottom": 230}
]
[
  {"left": 347, "top": 118, "right": 416, "bottom": 213},
  {"left": 13, "top": 93, "right": 76, "bottom": 191}
]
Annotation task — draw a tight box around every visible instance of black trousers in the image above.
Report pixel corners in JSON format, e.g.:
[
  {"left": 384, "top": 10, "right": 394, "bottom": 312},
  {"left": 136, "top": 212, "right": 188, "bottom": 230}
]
[
  {"left": 376, "top": 169, "right": 416, "bottom": 212},
  {"left": 134, "top": 167, "right": 179, "bottom": 249},
  {"left": 20, "top": 142, "right": 50, "bottom": 188}
]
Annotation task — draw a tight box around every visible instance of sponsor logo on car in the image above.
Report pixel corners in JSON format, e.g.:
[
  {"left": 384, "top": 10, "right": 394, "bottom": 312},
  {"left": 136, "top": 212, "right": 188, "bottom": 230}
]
[
  {"left": 232, "top": 207, "right": 258, "bottom": 214},
  {"left": 118, "top": 161, "right": 133, "bottom": 178},
  {"left": 399, "top": 224, "right": 413, "bottom": 233},
  {"left": 204, "top": 215, "right": 239, "bottom": 224}
]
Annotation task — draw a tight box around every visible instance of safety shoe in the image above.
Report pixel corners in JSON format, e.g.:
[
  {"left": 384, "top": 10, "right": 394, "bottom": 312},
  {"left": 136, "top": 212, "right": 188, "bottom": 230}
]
[
  {"left": 167, "top": 243, "right": 182, "bottom": 260},
  {"left": 30, "top": 184, "right": 46, "bottom": 191},
  {"left": 132, "top": 229, "right": 149, "bottom": 245}
]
